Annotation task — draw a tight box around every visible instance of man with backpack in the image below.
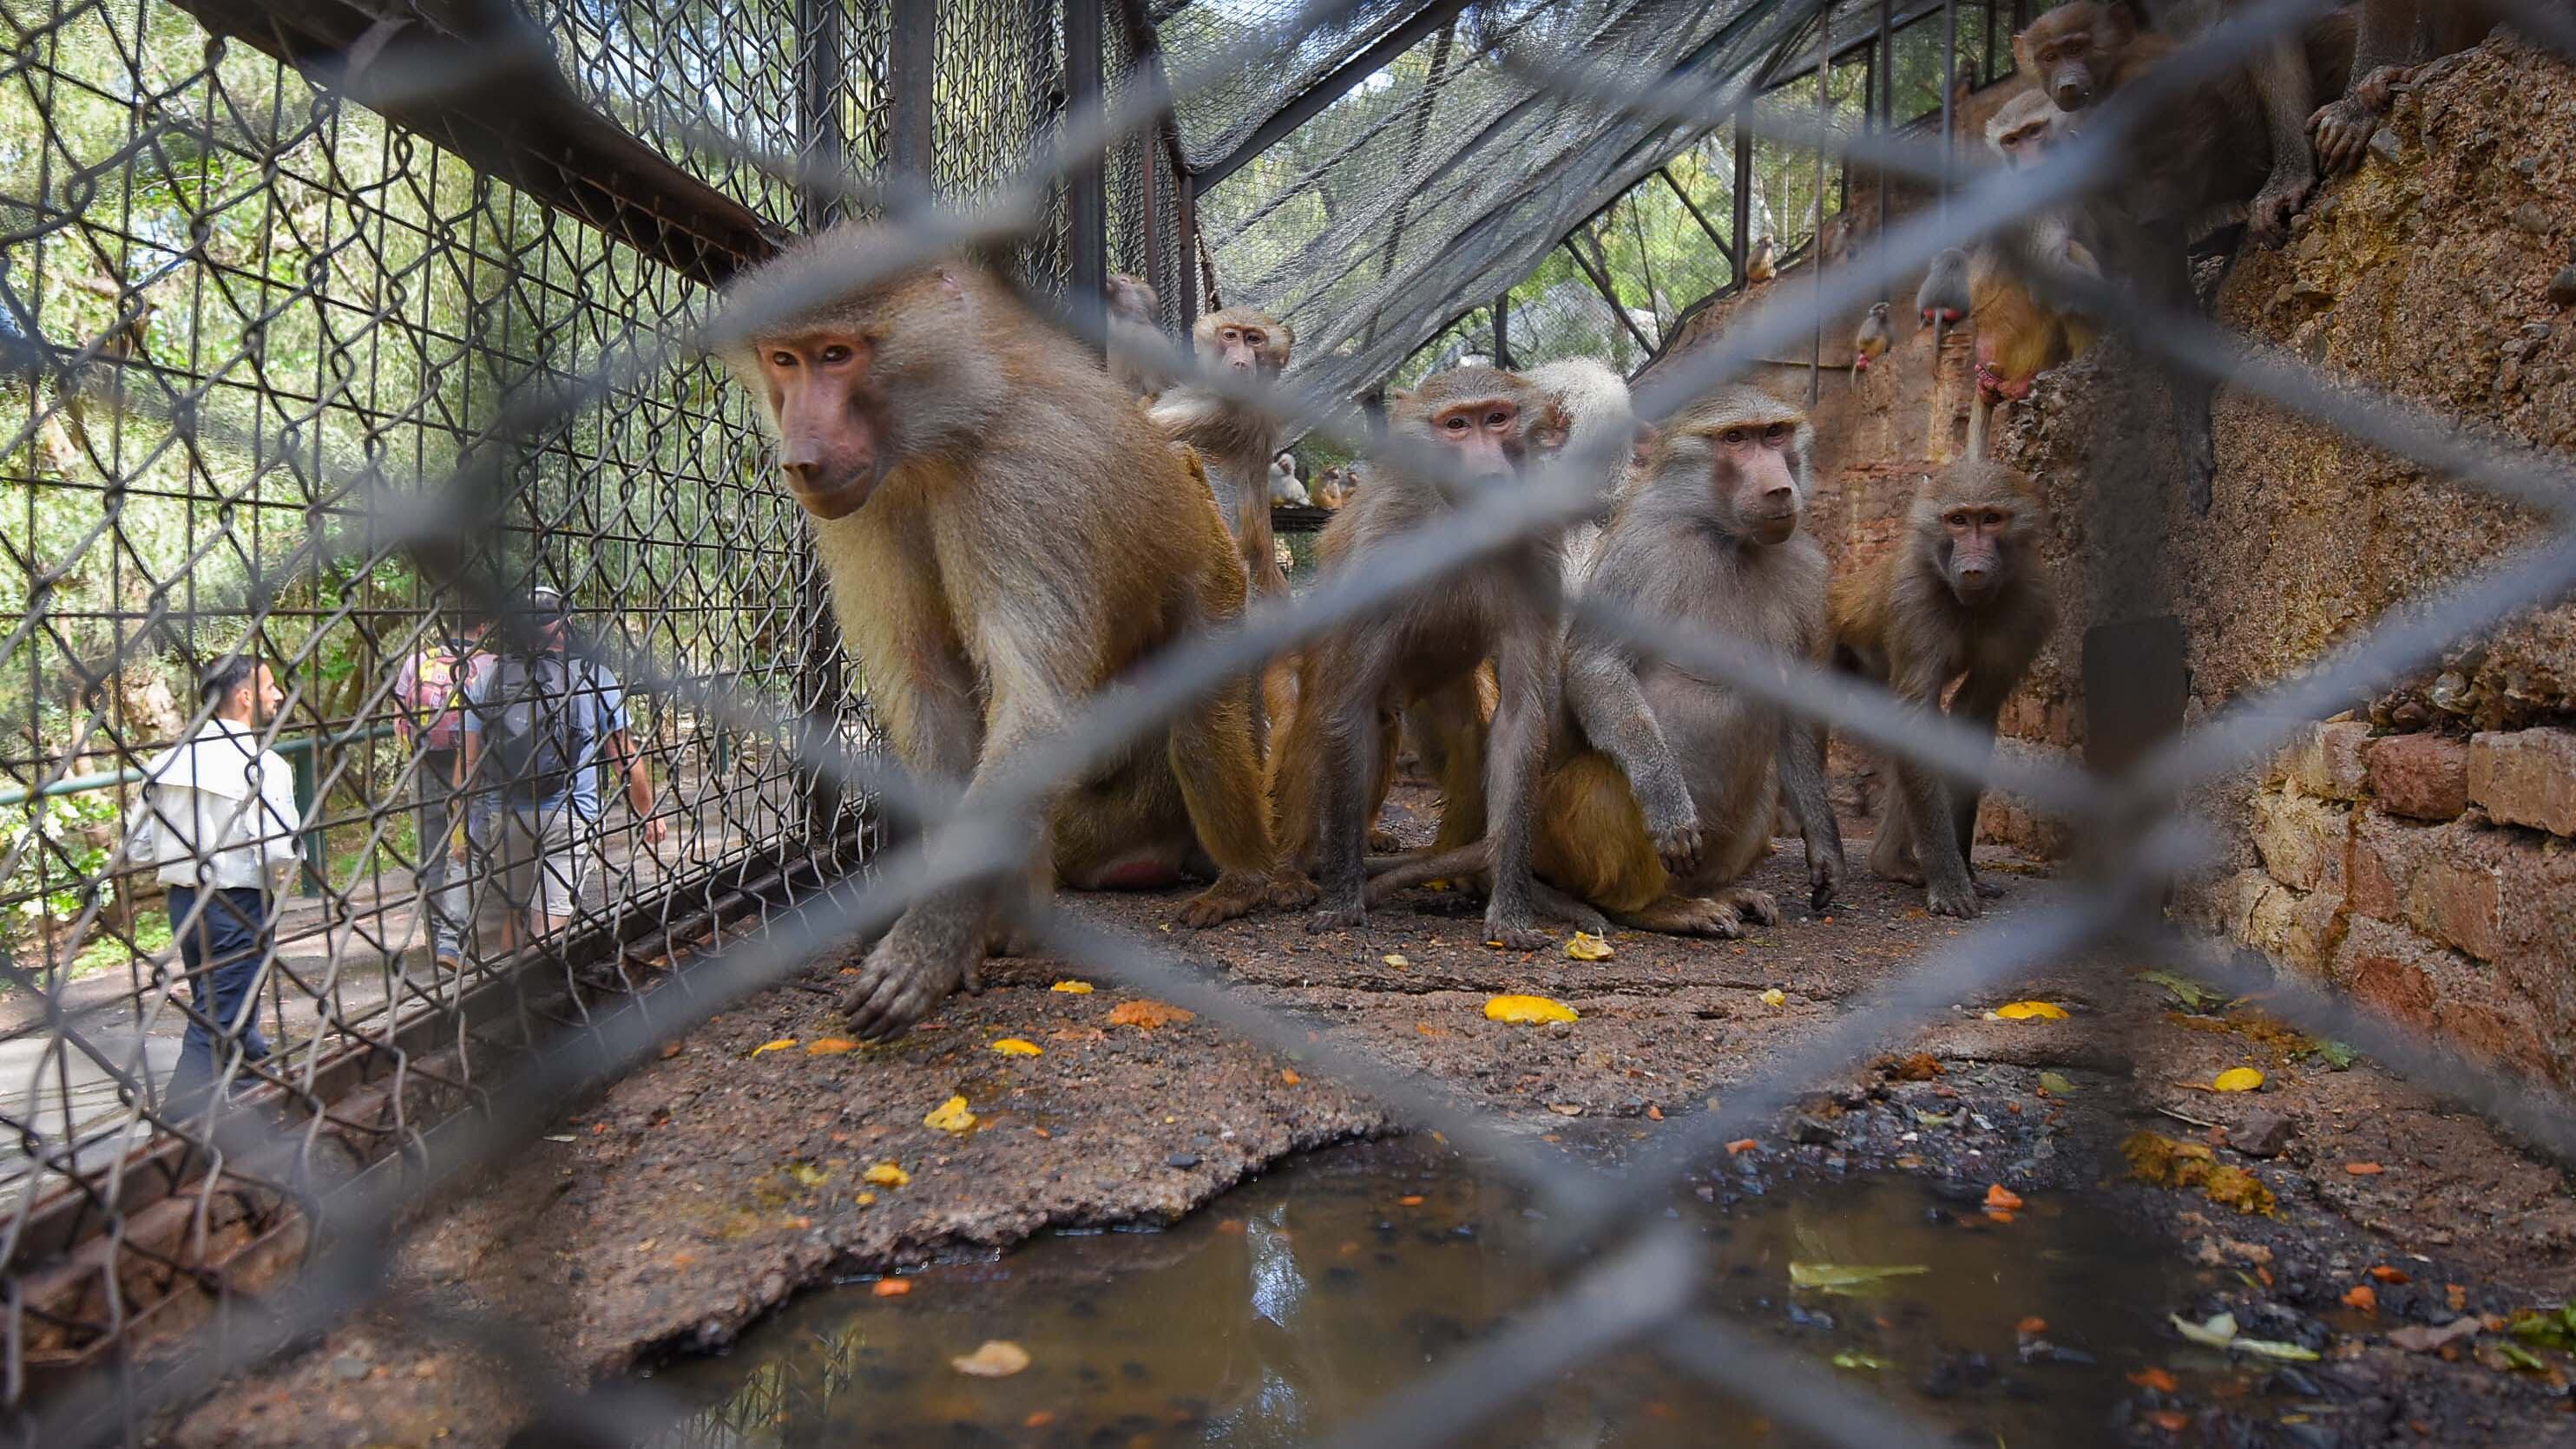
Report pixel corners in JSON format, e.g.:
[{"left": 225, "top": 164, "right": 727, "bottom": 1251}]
[
  {"left": 458, "top": 587, "right": 664, "bottom": 954},
  {"left": 391, "top": 609, "right": 489, "bottom": 971}
]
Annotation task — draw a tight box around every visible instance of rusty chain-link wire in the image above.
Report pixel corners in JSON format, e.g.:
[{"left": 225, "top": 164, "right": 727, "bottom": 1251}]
[{"left": 8, "top": 0, "right": 2576, "bottom": 1444}]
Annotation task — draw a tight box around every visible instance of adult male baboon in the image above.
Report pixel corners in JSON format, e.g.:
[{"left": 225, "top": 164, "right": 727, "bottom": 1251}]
[
  {"left": 716, "top": 236, "right": 1311, "bottom": 1037},
  {"left": 1830, "top": 460, "right": 2055, "bottom": 918}
]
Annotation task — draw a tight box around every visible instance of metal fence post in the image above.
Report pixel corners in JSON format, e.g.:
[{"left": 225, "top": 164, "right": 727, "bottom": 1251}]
[
  {"left": 1731, "top": 126, "right": 1752, "bottom": 289},
  {"left": 890, "top": 0, "right": 935, "bottom": 199},
  {"left": 1067, "top": 0, "right": 1107, "bottom": 346}
]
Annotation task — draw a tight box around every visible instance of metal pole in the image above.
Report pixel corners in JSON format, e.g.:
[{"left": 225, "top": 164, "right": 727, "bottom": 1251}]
[
  {"left": 887, "top": 0, "right": 932, "bottom": 205},
  {"left": 1731, "top": 127, "right": 1751, "bottom": 289},
  {"left": 1067, "top": 0, "right": 1107, "bottom": 345},
  {"left": 1657, "top": 167, "right": 1728, "bottom": 253},
  {"left": 1877, "top": 0, "right": 1893, "bottom": 304},
  {"left": 1564, "top": 239, "right": 1656, "bottom": 358},
  {"left": 1935, "top": 0, "right": 1960, "bottom": 441},
  {"left": 1810, "top": 5, "right": 1829, "bottom": 409},
  {"left": 1174, "top": 138, "right": 1200, "bottom": 331},
  {"left": 1492, "top": 292, "right": 1513, "bottom": 370}
]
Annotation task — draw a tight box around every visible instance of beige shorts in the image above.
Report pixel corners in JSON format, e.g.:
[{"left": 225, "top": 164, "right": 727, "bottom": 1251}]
[{"left": 473, "top": 804, "right": 595, "bottom": 930}]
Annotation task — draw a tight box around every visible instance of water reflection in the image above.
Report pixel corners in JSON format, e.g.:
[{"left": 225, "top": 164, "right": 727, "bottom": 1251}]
[{"left": 641, "top": 1139, "right": 2185, "bottom": 1448}]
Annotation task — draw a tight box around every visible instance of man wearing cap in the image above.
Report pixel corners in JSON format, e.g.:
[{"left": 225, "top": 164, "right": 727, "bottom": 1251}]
[{"left": 457, "top": 588, "right": 664, "bottom": 954}]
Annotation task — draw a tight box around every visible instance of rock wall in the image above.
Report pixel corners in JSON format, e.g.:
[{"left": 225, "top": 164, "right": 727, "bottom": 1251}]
[
  {"left": 1996, "top": 36, "right": 2576, "bottom": 1085},
  {"left": 2224, "top": 723, "right": 2576, "bottom": 1084},
  {"left": 1656, "top": 38, "right": 2576, "bottom": 1084}
]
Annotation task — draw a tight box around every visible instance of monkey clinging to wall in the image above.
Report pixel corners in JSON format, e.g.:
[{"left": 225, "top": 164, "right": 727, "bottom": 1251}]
[{"left": 715, "top": 234, "right": 1312, "bottom": 1038}]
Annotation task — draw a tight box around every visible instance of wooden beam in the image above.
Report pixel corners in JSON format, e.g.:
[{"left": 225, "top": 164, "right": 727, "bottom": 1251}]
[{"left": 172, "top": 0, "right": 785, "bottom": 286}]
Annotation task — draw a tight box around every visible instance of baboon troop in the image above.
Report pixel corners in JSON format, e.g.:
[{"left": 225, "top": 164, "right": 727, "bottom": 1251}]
[
  {"left": 700, "top": 0, "right": 2566, "bottom": 1033},
  {"left": 1942, "top": 0, "right": 2552, "bottom": 507}
]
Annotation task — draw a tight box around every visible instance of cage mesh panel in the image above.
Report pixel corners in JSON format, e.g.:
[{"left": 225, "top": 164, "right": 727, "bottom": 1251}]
[
  {"left": 1180, "top": 0, "right": 1782, "bottom": 405},
  {"left": 0, "top": 0, "right": 858, "bottom": 1230}
]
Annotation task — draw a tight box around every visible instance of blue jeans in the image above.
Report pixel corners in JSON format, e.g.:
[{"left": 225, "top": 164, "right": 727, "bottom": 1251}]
[{"left": 164, "top": 885, "right": 274, "bottom": 1104}]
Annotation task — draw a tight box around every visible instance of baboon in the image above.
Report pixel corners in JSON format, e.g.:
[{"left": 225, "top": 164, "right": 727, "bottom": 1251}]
[
  {"left": 1364, "top": 357, "right": 1641, "bottom": 867},
  {"left": 1315, "top": 464, "right": 1348, "bottom": 508},
  {"left": 2015, "top": 0, "right": 2359, "bottom": 246},
  {"left": 716, "top": 237, "right": 1311, "bottom": 1037},
  {"left": 1105, "top": 272, "right": 1173, "bottom": 398},
  {"left": 1916, "top": 247, "right": 1972, "bottom": 327},
  {"left": 1151, "top": 306, "right": 1294, "bottom": 600},
  {"left": 1830, "top": 460, "right": 2055, "bottom": 918},
  {"left": 1370, "top": 387, "right": 1847, "bottom": 937},
  {"left": 1851, "top": 302, "right": 1893, "bottom": 382},
  {"left": 1272, "top": 366, "right": 1570, "bottom": 948},
  {"left": 2311, "top": 2, "right": 2514, "bottom": 173},
  {"left": 1745, "top": 234, "right": 1778, "bottom": 285},
  {"left": 1152, "top": 305, "right": 1298, "bottom": 744},
  {"left": 1962, "top": 91, "right": 2105, "bottom": 458},
  {"left": 1524, "top": 356, "right": 1646, "bottom": 567},
  {"left": 1268, "top": 450, "right": 1310, "bottom": 506}
]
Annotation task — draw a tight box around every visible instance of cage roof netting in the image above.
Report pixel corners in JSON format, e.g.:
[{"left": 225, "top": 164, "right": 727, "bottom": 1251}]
[{"left": 1158, "top": 0, "right": 1896, "bottom": 405}]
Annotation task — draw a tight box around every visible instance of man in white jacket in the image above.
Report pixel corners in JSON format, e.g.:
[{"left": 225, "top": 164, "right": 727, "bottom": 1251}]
[{"left": 124, "top": 657, "right": 299, "bottom": 1109}]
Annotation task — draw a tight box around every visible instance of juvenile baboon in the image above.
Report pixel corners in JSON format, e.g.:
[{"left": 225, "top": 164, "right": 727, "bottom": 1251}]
[
  {"left": 1851, "top": 302, "right": 1893, "bottom": 382},
  {"left": 716, "top": 237, "right": 1311, "bottom": 1037},
  {"left": 1268, "top": 451, "right": 1310, "bottom": 506},
  {"left": 1745, "top": 234, "right": 1778, "bottom": 285},
  {"left": 1105, "top": 272, "right": 1173, "bottom": 398},
  {"left": 1152, "top": 305, "right": 1298, "bottom": 743},
  {"left": 1151, "top": 306, "right": 1294, "bottom": 600},
  {"left": 1272, "top": 366, "right": 1569, "bottom": 948},
  {"left": 1523, "top": 356, "right": 1646, "bottom": 580},
  {"left": 1830, "top": 460, "right": 2055, "bottom": 918},
  {"left": 1315, "top": 464, "right": 1348, "bottom": 508},
  {"left": 1368, "top": 386, "right": 1846, "bottom": 936}
]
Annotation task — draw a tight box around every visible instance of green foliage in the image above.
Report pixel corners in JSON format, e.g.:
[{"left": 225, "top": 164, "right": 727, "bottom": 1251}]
[{"left": 3, "top": 790, "right": 123, "bottom": 926}]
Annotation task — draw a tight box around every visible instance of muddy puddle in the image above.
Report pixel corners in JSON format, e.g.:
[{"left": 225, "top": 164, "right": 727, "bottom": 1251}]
[{"left": 636, "top": 1138, "right": 2203, "bottom": 1446}]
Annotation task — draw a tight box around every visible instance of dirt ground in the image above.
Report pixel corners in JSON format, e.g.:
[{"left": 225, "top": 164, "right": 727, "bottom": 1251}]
[{"left": 163, "top": 785, "right": 2576, "bottom": 1446}]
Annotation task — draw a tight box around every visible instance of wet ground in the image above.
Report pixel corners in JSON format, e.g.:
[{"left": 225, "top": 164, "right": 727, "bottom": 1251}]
[
  {"left": 165, "top": 785, "right": 2576, "bottom": 1446},
  {"left": 637, "top": 1135, "right": 2189, "bottom": 1447}
]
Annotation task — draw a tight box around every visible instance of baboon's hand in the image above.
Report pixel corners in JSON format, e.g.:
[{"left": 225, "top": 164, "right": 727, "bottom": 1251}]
[
  {"left": 1924, "top": 876, "right": 1984, "bottom": 921},
  {"left": 839, "top": 930, "right": 969, "bottom": 1039},
  {"left": 1648, "top": 806, "right": 1703, "bottom": 879},
  {"left": 2309, "top": 95, "right": 2376, "bottom": 174},
  {"left": 2245, "top": 167, "right": 2310, "bottom": 250}
]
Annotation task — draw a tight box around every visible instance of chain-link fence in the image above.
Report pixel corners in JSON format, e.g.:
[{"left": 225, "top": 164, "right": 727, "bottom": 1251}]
[
  {"left": 0, "top": 0, "right": 1175, "bottom": 1426},
  {"left": 10, "top": 0, "right": 2576, "bottom": 1445}
]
